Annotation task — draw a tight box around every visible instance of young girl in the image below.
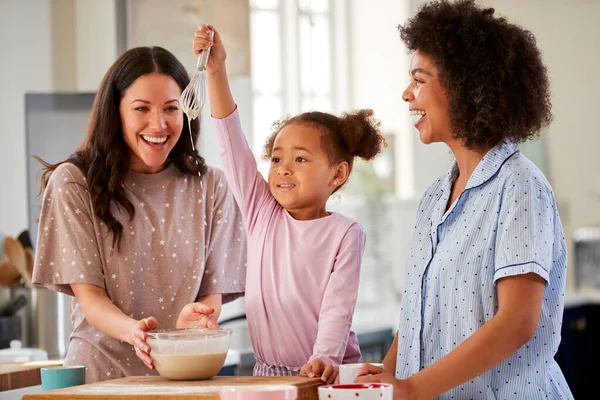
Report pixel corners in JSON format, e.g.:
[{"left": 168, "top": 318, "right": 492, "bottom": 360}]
[{"left": 193, "top": 24, "right": 384, "bottom": 383}]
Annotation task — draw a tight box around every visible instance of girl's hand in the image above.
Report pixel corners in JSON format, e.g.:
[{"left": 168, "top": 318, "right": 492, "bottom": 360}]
[
  {"left": 193, "top": 24, "right": 227, "bottom": 74},
  {"left": 300, "top": 359, "right": 338, "bottom": 384},
  {"left": 129, "top": 317, "right": 158, "bottom": 369},
  {"left": 176, "top": 302, "right": 219, "bottom": 329}
]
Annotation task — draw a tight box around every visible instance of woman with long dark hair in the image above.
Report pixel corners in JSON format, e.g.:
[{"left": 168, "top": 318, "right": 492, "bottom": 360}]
[{"left": 32, "top": 46, "right": 246, "bottom": 383}]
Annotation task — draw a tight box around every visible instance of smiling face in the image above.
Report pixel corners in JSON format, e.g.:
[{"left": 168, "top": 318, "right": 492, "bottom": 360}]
[
  {"left": 119, "top": 72, "right": 184, "bottom": 174},
  {"left": 402, "top": 51, "right": 454, "bottom": 146},
  {"left": 267, "top": 122, "right": 343, "bottom": 220}
]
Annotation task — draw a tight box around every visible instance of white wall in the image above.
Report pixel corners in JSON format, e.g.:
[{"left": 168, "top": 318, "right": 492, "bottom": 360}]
[
  {"left": 74, "top": 0, "right": 118, "bottom": 92},
  {"left": 0, "top": 0, "right": 118, "bottom": 237},
  {"left": 0, "top": 0, "right": 54, "bottom": 236},
  {"left": 51, "top": 0, "right": 77, "bottom": 92}
]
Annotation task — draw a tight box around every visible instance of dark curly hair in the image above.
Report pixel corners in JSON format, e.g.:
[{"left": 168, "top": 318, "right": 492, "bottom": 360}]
[
  {"left": 263, "top": 109, "right": 385, "bottom": 193},
  {"left": 398, "top": 0, "right": 552, "bottom": 149},
  {"left": 35, "top": 46, "right": 206, "bottom": 249}
]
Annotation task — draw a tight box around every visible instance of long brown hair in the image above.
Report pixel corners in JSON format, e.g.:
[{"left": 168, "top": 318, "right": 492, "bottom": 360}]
[{"left": 35, "top": 46, "right": 207, "bottom": 248}]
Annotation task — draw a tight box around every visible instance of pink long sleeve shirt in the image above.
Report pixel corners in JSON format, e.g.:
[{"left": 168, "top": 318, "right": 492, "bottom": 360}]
[{"left": 213, "top": 109, "right": 363, "bottom": 368}]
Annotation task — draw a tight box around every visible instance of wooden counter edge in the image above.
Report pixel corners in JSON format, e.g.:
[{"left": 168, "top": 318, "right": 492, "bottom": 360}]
[
  {"left": 0, "top": 360, "right": 63, "bottom": 392},
  {"left": 21, "top": 375, "right": 323, "bottom": 400}
]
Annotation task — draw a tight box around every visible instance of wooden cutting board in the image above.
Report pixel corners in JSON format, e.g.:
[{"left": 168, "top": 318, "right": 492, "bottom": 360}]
[
  {"left": 22, "top": 375, "right": 323, "bottom": 399},
  {"left": 0, "top": 360, "right": 63, "bottom": 391}
]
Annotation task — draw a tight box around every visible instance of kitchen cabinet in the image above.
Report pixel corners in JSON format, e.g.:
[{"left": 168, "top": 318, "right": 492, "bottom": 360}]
[{"left": 555, "top": 301, "right": 600, "bottom": 398}]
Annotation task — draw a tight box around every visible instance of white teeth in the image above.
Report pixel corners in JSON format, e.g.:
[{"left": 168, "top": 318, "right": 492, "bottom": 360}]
[
  {"left": 278, "top": 184, "right": 295, "bottom": 188},
  {"left": 410, "top": 110, "right": 426, "bottom": 116},
  {"left": 142, "top": 135, "right": 167, "bottom": 144}
]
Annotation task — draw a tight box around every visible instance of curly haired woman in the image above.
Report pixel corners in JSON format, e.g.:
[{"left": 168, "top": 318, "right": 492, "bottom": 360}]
[{"left": 356, "top": 1, "right": 573, "bottom": 398}]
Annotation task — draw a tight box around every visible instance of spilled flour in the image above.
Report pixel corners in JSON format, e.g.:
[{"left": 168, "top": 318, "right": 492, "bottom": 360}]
[
  {"left": 69, "top": 384, "right": 223, "bottom": 394},
  {"left": 68, "top": 383, "right": 294, "bottom": 394}
]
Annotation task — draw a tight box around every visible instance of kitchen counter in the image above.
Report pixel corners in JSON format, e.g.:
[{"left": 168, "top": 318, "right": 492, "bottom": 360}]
[
  {"left": 0, "top": 360, "right": 63, "bottom": 391},
  {"left": 22, "top": 375, "right": 323, "bottom": 399}
]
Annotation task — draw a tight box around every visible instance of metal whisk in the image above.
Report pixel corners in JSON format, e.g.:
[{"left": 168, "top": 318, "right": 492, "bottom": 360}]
[{"left": 180, "top": 29, "right": 214, "bottom": 152}]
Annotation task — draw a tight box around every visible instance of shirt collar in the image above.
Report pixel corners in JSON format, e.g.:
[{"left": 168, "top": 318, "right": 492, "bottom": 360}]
[{"left": 442, "top": 139, "right": 519, "bottom": 191}]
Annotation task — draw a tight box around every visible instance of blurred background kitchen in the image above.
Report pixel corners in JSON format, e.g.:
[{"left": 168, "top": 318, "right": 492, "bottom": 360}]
[{"left": 0, "top": 0, "right": 598, "bottom": 397}]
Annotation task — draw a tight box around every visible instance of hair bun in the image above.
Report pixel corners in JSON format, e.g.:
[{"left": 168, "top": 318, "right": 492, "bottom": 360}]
[{"left": 339, "top": 109, "right": 384, "bottom": 161}]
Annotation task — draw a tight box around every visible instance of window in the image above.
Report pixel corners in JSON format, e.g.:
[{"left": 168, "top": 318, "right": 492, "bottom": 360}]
[
  {"left": 249, "top": 0, "right": 336, "bottom": 166},
  {"left": 249, "top": 0, "right": 284, "bottom": 157},
  {"left": 298, "top": 0, "right": 333, "bottom": 112}
]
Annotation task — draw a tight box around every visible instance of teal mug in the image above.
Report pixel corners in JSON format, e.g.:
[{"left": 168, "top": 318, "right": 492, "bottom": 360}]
[{"left": 40, "top": 365, "right": 86, "bottom": 391}]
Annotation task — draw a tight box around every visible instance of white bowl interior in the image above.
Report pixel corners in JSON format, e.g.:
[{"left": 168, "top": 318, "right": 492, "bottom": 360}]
[{"left": 147, "top": 328, "right": 231, "bottom": 355}]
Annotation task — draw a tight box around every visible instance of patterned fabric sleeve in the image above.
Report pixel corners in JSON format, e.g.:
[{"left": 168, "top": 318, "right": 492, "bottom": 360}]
[
  {"left": 493, "top": 182, "right": 555, "bottom": 284},
  {"left": 32, "top": 163, "right": 105, "bottom": 296},
  {"left": 198, "top": 169, "right": 247, "bottom": 304}
]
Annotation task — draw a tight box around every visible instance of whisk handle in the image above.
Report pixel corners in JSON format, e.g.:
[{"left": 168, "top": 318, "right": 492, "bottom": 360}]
[{"left": 196, "top": 29, "right": 215, "bottom": 71}]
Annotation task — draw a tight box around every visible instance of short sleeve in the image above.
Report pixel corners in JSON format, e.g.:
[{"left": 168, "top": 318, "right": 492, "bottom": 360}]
[
  {"left": 493, "top": 183, "right": 555, "bottom": 284},
  {"left": 32, "top": 163, "right": 105, "bottom": 296},
  {"left": 198, "top": 170, "right": 247, "bottom": 303}
]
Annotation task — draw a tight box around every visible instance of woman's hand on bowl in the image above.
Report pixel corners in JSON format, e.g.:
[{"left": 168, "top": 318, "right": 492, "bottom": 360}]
[
  {"left": 176, "top": 302, "right": 219, "bottom": 329},
  {"left": 129, "top": 316, "right": 158, "bottom": 369}
]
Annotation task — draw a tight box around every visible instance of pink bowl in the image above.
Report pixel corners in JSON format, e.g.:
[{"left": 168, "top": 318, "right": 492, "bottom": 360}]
[
  {"left": 219, "top": 384, "right": 298, "bottom": 400},
  {"left": 318, "top": 383, "right": 393, "bottom": 399}
]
